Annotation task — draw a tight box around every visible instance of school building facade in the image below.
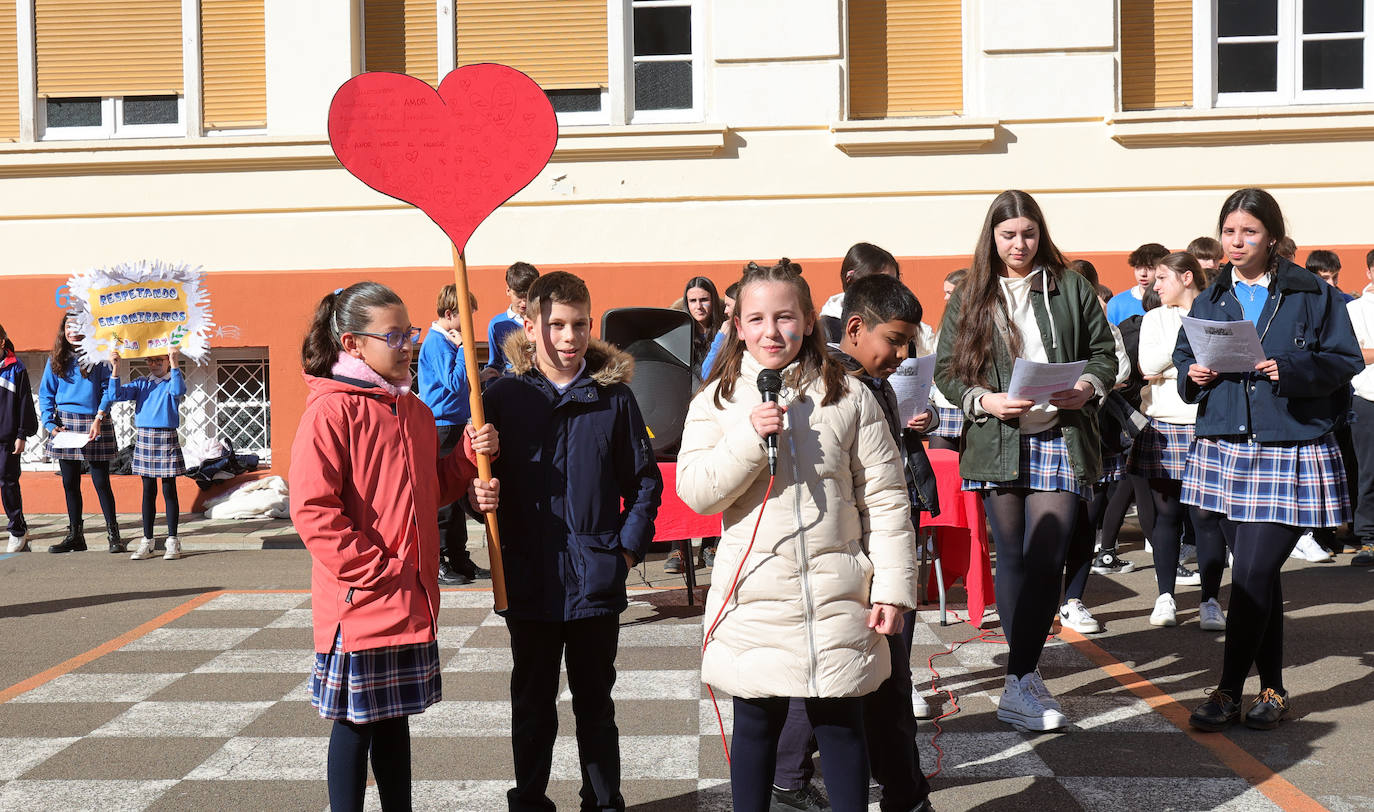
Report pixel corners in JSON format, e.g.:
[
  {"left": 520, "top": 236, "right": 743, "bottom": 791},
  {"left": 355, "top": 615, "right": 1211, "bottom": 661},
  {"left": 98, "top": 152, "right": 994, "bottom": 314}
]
[{"left": 0, "top": 0, "right": 1371, "bottom": 510}]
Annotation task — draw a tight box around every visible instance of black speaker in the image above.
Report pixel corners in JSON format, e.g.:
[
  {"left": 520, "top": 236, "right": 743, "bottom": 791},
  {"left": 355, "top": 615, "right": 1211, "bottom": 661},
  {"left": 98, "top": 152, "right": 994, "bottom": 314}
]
[{"left": 601, "top": 307, "right": 696, "bottom": 458}]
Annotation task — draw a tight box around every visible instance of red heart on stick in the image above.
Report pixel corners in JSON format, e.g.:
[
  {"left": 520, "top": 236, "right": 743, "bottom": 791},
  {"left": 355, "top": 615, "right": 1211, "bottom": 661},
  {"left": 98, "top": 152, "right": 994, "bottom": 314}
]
[{"left": 327, "top": 64, "right": 558, "bottom": 254}]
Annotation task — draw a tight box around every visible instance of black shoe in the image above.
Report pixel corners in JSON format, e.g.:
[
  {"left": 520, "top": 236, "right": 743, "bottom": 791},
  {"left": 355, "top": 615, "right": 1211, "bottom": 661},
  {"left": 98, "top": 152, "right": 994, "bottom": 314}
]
[
  {"left": 1244, "top": 688, "right": 1290, "bottom": 730},
  {"left": 48, "top": 524, "right": 87, "bottom": 553},
  {"left": 1090, "top": 551, "right": 1136, "bottom": 575},
  {"left": 911, "top": 800, "right": 935, "bottom": 812},
  {"left": 1352, "top": 545, "right": 1374, "bottom": 566},
  {"left": 699, "top": 542, "right": 717, "bottom": 568},
  {"left": 437, "top": 562, "right": 472, "bottom": 586},
  {"left": 1189, "top": 688, "right": 1241, "bottom": 732},
  {"left": 453, "top": 559, "right": 491, "bottom": 580},
  {"left": 664, "top": 549, "right": 684, "bottom": 574},
  {"left": 770, "top": 782, "right": 830, "bottom": 811},
  {"left": 107, "top": 524, "right": 126, "bottom": 554}
]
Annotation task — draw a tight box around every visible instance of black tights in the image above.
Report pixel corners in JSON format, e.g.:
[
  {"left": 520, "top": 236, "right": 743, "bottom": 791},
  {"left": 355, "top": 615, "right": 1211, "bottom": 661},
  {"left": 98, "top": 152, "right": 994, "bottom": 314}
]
[
  {"left": 57, "top": 459, "right": 117, "bottom": 529},
  {"left": 1191, "top": 507, "right": 1228, "bottom": 602},
  {"left": 1149, "top": 479, "right": 1187, "bottom": 596},
  {"left": 327, "top": 717, "right": 411, "bottom": 812},
  {"left": 1098, "top": 474, "right": 1156, "bottom": 553},
  {"left": 982, "top": 488, "right": 1079, "bottom": 677},
  {"left": 141, "top": 476, "right": 179, "bottom": 538},
  {"left": 1208, "top": 517, "right": 1299, "bottom": 697}
]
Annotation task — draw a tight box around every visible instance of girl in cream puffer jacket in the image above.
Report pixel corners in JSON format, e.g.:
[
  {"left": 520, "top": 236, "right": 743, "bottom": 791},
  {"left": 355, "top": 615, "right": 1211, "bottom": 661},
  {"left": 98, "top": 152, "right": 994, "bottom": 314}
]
[{"left": 676, "top": 261, "right": 917, "bottom": 812}]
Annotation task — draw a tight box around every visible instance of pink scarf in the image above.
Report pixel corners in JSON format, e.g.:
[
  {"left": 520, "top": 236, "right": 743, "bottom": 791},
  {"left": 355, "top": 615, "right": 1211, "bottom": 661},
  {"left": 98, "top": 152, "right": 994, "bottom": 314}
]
[{"left": 331, "top": 351, "right": 412, "bottom": 397}]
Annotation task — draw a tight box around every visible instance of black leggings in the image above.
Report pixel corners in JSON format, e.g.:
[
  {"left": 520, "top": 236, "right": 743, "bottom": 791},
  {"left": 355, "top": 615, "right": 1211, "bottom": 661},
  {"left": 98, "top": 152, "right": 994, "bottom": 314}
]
[
  {"left": 1096, "top": 474, "right": 1156, "bottom": 553},
  {"left": 1062, "top": 486, "right": 1107, "bottom": 602},
  {"left": 327, "top": 717, "right": 411, "bottom": 812},
  {"left": 1148, "top": 479, "right": 1187, "bottom": 596},
  {"left": 1209, "top": 518, "right": 1299, "bottom": 697},
  {"left": 982, "top": 488, "right": 1079, "bottom": 677},
  {"left": 731, "top": 696, "right": 868, "bottom": 812},
  {"left": 57, "top": 459, "right": 117, "bottom": 529},
  {"left": 141, "top": 476, "right": 179, "bottom": 538},
  {"left": 1191, "top": 507, "right": 1228, "bottom": 602}
]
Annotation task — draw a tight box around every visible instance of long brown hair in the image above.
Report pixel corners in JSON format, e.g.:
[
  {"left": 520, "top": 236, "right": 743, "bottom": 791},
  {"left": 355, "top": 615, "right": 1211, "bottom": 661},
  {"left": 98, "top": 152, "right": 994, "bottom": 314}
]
[
  {"left": 50, "top": 313, "right": 90, "bottom": 378},
  {"left": 950, "top": 190, "right": 1069, "bottom": 387},
  {"left": 0, "top": 322, "right": 12, "bottom": 354},
  {"left": 1217, "top": 188, "right": 1287, "bottom": 275},
  {"left": 704, "top": 259, "right": 847, "bottom": 408},
  {"left": 1159, "top": 251, "right": 1209, "bottom": 290}
]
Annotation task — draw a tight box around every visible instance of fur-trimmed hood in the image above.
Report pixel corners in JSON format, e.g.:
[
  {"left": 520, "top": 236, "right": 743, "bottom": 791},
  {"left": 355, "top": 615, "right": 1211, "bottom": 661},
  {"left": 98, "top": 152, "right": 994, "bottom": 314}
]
[{"left": 502, "top": 331, "right": 635, "bottom": 386}]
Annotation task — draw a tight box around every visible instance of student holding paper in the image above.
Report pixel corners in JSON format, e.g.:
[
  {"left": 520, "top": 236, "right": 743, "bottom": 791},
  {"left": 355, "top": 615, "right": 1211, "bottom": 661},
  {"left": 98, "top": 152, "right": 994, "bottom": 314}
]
[
  {"left": 935, "top": 190, "right": 1116, "bottom": 731},
  {"left": 1177, "top": 188, "right": 1362, "bottom": 733}
]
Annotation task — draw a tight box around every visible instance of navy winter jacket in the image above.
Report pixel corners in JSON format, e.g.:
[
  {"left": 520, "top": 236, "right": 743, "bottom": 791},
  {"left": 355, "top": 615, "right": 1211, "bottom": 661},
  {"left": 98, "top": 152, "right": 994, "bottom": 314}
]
[
  {"left": 483, "top": 334, "right": 663, "bottom": 622},
  {"left": 1173, "top": 257, "right": 1362, "bottom": 443},
  {"left": 0, "top": 352, "right": 38, "bottom": 443}
]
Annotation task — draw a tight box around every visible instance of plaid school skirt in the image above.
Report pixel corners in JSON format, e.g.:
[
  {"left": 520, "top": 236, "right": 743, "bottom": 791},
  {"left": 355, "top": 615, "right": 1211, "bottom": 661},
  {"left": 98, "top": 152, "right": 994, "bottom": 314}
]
[
  {"left": 1129, "top": 418, "right": 1194, "bottom": 481},
  {"left": 46, "top": 410, "right": 116, "bottom": 462},
  {"left": 1182, "top": 435, "right": 1351, "bottom": 528},
  {"left": 310, "top": 627, "right": 441, "bottom": 724},
  {"left": 132, "top": 427, "right": 186, "bottom": 478},
  {"left": 963, "top": 428, "right": 1087, "bottom": 497},
  {"left": 1098, "top": 450, "right": 1126, "bottom": 485},
  {"left": 931, "top": 405, "right": 965, "bottom": 439}
]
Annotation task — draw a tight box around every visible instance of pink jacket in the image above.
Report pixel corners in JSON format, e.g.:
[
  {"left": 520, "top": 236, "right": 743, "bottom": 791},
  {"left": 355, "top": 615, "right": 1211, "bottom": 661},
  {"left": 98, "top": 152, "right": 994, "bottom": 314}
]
[{"left": 290, "top": 372, "right": 477, "bottom": 653}]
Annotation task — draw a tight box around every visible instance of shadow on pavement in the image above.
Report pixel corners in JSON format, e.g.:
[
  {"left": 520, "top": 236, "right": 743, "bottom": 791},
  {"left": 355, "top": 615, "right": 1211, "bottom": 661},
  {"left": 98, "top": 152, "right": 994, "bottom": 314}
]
[{"left": 0, "top": 586, "right": 221, "bottom": 619}]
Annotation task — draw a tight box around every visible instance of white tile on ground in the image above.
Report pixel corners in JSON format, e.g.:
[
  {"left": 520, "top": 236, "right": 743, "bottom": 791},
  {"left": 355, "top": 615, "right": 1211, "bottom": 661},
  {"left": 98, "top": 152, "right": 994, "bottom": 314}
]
[
  {"left": 907, "top": 622, "right": 943, "bottom": 646},
  {"left": 1059, "top": 776, "right": 1282, "bottom": 811},
  {"left": 446, "top": 647, "right": 514, "bottom": 673},
  {"left": 121, "top": 627, "right": 260, "bottom": 651},
  {"left": 558, "top": 670, "right": 698, "bottom": 702},
  {"left": 914, "top": 731, "right": 1053, "bottom": 778},
  {"left": 283, "top": 677, "right": 314, "bottom": 703},
  {"left": 197, "top": 593, "right": 310, "bottom": 610},
  {"left": 439, "top": 591, "right": 497, "bottom": 609},
  {"left": 480, "top": 613, "right": 506, "bottom": 627},
  {"left": 0, "top": 738, "right": 80, "bottom": 780},
  {"left": 193, "top": 649, "right": 312, "bottom": 673},
  {"left": 695, "top": 779, "right": 733, "bottom": 812},
  {"left": 0, "top": 779, "right": 177, "bottom": 811},
  {"left": 265, "top": 609, "right": 313, "bottom": 628},
  {"left": 186, "top": 737, "right": 329, "bottom": 780},
  {"left": 10, "top": 673, "right": 182, "bottom": 703},
  {"left": 699, "top": 698, "right": 734, "bottom": 736},
  {"left": 91, "top": 701, "right": 273, "bottom": 738},
  {"left": 364, "top": 780, "right": 510, "bottom": 811},
  {"left": 1069, "top": 695, "right": 1180, "bottom": 733},
  {"left": 617, "top": 623, "right": 701, "bottom": 648},
  {"left": 437, "top": 626, "right": 479, "bottom": 650},
  {"left": 923, "top": 664, "right": 1003, "bottom": 698},
  {"left": 410, "top": 701, "right": 511, "bottom": 737},
  {"left": 549, "top": 735, "right": 696, "bottom": 780}
]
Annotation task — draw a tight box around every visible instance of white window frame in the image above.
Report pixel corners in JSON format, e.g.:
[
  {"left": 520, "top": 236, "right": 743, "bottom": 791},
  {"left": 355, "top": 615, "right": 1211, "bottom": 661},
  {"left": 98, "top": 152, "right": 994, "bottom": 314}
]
[
  {"left": 1195, "top": 0, "right": 1374, "bottom": 109},
  {"left": 38, "top": 96, "right": 188, "bottom": 141},
  {"left": 622, "top": 0, "right": 705, "bottom": 125}
]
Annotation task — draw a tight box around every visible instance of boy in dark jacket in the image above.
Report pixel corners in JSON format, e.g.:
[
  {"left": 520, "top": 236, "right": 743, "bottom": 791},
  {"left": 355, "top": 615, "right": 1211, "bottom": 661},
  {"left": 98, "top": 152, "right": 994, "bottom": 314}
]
[
  {"left": 482, "top": 271, "right": 662, "bottom": 812},
  {"left": 0, "top": 326, "right": 39, "bottom": 552}
]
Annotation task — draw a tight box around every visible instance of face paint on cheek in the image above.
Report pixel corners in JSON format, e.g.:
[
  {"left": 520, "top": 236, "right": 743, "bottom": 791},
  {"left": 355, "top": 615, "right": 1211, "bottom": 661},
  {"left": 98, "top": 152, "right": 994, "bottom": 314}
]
[
  {"left": 1245, "top": 240, "right": 1259, "bottom": 246},
  {"left": 782, "top": 330, "right": 800, "bottom": 342}
]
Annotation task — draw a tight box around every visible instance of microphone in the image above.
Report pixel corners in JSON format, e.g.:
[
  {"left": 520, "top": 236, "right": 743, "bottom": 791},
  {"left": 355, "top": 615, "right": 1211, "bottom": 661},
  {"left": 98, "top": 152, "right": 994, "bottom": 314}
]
[{"left": 757, "top": 368, "right": 783, "bottom": 475}]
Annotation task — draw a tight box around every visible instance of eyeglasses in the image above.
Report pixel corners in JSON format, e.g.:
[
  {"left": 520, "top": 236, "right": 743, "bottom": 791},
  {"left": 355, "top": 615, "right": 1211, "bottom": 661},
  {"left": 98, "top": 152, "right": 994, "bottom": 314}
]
[{"left": 350, "top": 327, "right": 422, "bottom": 349}]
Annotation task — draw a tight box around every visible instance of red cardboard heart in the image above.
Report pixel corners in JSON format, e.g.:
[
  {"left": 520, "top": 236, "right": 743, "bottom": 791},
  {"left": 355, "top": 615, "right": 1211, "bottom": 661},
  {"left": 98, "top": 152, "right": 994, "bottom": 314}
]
[{"left": 327, "top": 64, "right": 558, "bottom": 254}]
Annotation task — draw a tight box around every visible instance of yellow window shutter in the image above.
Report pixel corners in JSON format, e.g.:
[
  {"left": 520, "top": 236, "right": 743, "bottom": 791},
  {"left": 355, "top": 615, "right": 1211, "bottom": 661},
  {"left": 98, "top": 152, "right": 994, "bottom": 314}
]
[
  {"left": 365, "top": 0, "right": 439, "bottom": 86},
  {"left": 849, "top": 0, "right": 963, "bottom": 119},
  {"left": 1121, "top": 0, "right": 1193, "bottom": 110},
  {"left": 36, "top": 0, "right": 184, "bottom": 97},
  {"left": 0, "top": 1, "right": 17, "bottom": 140},
  {"left": 202, "top": 0, "right": 266, "bottom": 129},
  {"left": 456, "top": 0, "right": 608, "bottom": 90}
]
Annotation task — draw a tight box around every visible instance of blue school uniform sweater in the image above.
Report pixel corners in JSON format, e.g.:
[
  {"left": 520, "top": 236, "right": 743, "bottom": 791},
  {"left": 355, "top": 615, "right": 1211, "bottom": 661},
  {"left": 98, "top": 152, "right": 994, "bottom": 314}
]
[
  {"left": 485, "top": 310, "right": 523, "bottom": 373},
  {"left": 109, "top": 370, "right": 187, "bottom": 429},
  {"left": 39, "top": 360, "right": 115, "bottom": 430},
  {"left": 417, "top": 323, "right": 471, "bottom": 427}
]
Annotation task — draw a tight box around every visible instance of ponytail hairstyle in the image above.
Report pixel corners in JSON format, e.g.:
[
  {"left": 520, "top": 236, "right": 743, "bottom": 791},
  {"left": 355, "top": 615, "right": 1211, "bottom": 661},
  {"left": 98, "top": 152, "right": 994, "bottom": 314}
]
[
  {"left": 950, "top": 190, "right": 1069, "bottom": 388},
  {"left": 839, "top": 242, "right": 900, "bottom": 289},
  {"left": 0, "top": 322, "right": 12, "bottom": 354},
  {"left": 1160, "top": 250, "right": 1208, "bottom": 291},
  {"left": 704, "top": 258, "right": 847, "bottom": 409},
  {"left": 50, "top": 313, "right": 90, "bottom": 379},
  {"left": 302, "top": 281, "right": 405, "bottom": 377},
  {"left": 1217, "top": 188, "right": 1287, "bottom": 274}
]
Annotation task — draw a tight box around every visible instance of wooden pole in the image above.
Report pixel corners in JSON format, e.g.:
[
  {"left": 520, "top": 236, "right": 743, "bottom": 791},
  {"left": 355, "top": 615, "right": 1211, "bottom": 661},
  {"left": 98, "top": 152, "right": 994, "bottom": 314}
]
[{"left": 451, "top": 245, "right": 508, "bottom": 611}]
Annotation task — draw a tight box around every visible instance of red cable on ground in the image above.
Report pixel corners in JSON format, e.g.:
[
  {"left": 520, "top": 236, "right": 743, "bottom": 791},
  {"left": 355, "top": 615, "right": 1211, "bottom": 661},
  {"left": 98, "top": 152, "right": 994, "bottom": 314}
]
[{"left": 703, "top": 474, "right": 776, "bottom": 766}]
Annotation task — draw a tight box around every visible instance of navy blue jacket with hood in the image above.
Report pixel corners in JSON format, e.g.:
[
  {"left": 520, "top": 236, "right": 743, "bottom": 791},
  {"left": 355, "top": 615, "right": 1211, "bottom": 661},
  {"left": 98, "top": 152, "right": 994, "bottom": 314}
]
[
  {"left": 0, "top": 351, "right": 38, "bottom": 444},
  {"left": 1173, "top": 256, "right": 1362, "bottom": 442},
  {"left": 483, "top": 333, "right": 663, "bottom": 622}
]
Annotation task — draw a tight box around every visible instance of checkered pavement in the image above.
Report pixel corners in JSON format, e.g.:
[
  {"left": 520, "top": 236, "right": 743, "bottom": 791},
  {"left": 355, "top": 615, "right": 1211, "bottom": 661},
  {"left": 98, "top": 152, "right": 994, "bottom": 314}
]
[{"left": 0, "top": 589, "right": 1285, "bottom": 811}]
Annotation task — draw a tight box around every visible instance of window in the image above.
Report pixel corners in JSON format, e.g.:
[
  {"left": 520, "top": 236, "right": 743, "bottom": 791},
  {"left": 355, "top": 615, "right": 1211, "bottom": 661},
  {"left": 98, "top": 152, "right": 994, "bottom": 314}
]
[
  {"left": 630, "top": 0, "right": 697, "bottom": 118},
  {"left": 40, "top": 95, "right": 185, "bottom": 140},
  {"left": 846, "top": 0, "right": 964, "bottom": 119},
  {"left": 1209, "top": 0, "right": 1373, "bottom": 106}
]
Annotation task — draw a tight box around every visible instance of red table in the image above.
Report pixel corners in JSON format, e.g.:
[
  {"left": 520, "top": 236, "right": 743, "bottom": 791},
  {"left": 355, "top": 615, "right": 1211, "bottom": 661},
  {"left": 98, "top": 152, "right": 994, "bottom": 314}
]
[
  {"left": 921, "top": 448, "right": 995, "bottom": 628},
  {"left": 651, "top": 462, "right": 721, "bottom": 605}
]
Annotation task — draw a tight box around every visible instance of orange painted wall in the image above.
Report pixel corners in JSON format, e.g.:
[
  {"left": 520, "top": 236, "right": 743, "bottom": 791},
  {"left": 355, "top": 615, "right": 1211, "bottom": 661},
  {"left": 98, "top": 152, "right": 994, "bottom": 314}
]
[{"left": 3, "top": 245, "right": 1369, "bottom": 514}]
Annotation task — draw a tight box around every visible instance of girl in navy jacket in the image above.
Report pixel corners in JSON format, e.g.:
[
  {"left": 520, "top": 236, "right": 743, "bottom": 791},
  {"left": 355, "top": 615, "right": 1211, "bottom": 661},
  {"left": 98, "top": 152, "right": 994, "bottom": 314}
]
[
  {"left": 1174, "top": 188, "right": 1362, "bottom": 733},
  {"left": 38, "top": 314, "right": 119, "bottom": 553},
  {"left": 0, "top": 323, "right": 38, "bottom": 552}
]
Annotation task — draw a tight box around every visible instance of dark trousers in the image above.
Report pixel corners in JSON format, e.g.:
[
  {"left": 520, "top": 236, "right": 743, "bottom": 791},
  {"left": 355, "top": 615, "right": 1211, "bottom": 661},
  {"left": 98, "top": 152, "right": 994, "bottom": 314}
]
[
  {"left": 0, "top": 445, "right": 25, "bottom": 537},
  {"left": 327, "top": 716, "right": 411, "bottom": 812},
  {"left": 1316, "top": 421, "right": 1358, "bottom": 548},
  {"left": 140, "top": 476, "right": 179, "bottom": 539},
  {"left": 506, "top": 614, "right": 622, "bottom": 812},
  {"left": 1204, "top": 516, "right": 1300, "bottom": 696},
  {"left": 1350, "top": 398, "right": 1374, "bottom": 543},
  {"left": 435, "top": 424, "right": 473, "bottom": 569},
  {"left": 732, "top": 696, "right": 868, "bottom": 812},
  {"left": 1063, "top": 495, "right": 1098, "bottom": 602}
]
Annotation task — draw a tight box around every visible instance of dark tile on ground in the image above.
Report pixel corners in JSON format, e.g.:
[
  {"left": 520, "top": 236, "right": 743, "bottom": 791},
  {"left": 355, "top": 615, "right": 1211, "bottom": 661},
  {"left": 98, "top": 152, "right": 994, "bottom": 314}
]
[
  {"left": 23, "top": 736, "right": 228, "bottom": 780},
  {"left": 149, "top": 672, "right": 304, "bottom": 702},
  {"left": 0, "top": 701, "right": 131, "bottom": 736},
  {"left": 146, "top": 780, "right": 328, "bottom": 812}
]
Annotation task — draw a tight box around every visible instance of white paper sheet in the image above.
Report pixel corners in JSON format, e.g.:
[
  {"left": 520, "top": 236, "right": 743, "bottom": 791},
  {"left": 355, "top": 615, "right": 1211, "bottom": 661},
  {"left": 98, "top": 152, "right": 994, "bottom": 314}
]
[
  {"left": 1181, "top": 316, "right": 1266, "bottom": 374},
  {"left": 50, "top": 431, "right": 91, "bottom": 449},
  {"left": 889, "top": 353, "right": 936, "bottom": 423},
  {"left": 1007, "top": 359, "right": 1088, "bottom": 405}
]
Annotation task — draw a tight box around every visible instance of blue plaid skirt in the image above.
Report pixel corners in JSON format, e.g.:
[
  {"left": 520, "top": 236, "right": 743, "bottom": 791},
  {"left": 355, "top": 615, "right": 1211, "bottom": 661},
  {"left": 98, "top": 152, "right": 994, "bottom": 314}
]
[
  {"left": 310, "top": 628, "right": 441, "bottom": 723},
  {"left": 1098, "top": 450, "right": 1126, "bottom": 484},
  {"left": 132, "top": 426, "right": 186, "bottom": 478},
  {"left": 931, "top": 405, "right": 965, "bottom": 439},
  {"left": 46, "top": 410, "right": 116, "bottom": 462},
  {"left": 963, "top": 428, "right": 1087, "bottom": 497},
  {"left": 1182, "top": 435, "right": 1351, "bottom": 528},
  {"left": 1129, "top": 418, "right": 1194, "bottom": 481}
]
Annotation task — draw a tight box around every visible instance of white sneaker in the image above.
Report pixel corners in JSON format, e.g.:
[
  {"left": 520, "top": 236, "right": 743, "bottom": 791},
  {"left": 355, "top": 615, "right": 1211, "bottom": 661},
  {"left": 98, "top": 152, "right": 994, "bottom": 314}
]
[
  {"left": 1291, "top": 532, "right": 1333, "bottom": 562},
  {"left": 163, "top": 537, "right": 182, "bottom": 560},
  {"left": 1199, "top": 597, "right": 1227, "bottom": 631},
  {"left": 1059, "top": 599, "right": 1101, "bottom": 634},
  {"left": 6, "top": 534, "right": 28, "bottom": 553},
  {"left": 130, "top": 538, "right": 157, "bottom": 560},
  {"left": 911, "top": 685, "right": 933, "bottom": 719},
  {"left": 996, "top": 673, "right": 1065, "bottom": 731},
  {"left": 1180, "top": 543, "right": 1197, "bottom": 564},
  {"left": 1150, "top": 593, "right": 1178, "bottom": 627},
  {"left": 1024, "top": 669, "right": 1063, "bottom": 712},
  {"left": 1144, "top": 539, "right": 1153, "bottom": 554}
]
